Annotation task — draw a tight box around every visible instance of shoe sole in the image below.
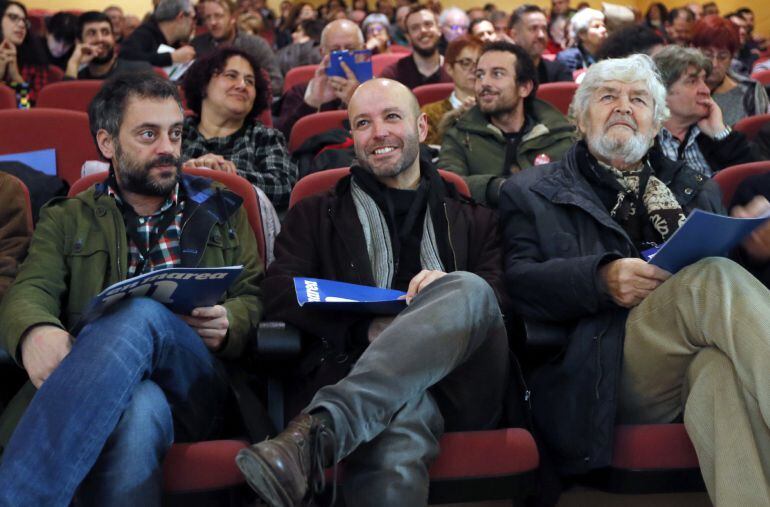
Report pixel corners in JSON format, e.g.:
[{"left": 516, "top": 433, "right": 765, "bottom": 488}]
[{"left": 236, "top": 448, "right": 296, "bottom": 507}]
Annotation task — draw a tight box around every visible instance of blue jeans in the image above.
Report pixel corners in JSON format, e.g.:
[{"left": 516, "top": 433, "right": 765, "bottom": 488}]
[{"left": 0, "top": 298, "right": 229, "bottom": 507}]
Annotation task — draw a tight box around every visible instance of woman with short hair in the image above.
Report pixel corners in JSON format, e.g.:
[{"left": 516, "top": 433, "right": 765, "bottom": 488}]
[{"left": 555, "top": 8, "right": 607, "bottom": 74}]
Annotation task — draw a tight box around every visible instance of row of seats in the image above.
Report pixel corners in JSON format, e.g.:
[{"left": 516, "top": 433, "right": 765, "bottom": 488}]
[{"left": 4, "top": 160, "right": 750, "bottom": 502}]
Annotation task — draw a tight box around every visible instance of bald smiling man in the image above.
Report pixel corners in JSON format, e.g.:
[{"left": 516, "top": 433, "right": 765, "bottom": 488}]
[{"left": 237, "top": 79, "right": 514, "bottom": 507}]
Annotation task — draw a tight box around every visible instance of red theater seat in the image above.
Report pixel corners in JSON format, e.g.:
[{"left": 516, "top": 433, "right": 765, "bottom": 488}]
[
  {"left": 751, "top": 69, "right": 770, "bottom": 86},
  {"left": 372, "top": 53, "right": 408, "bottom": 76},
  {"left": 536, "top": 81, "right": 578, "bottom": 115},
  {"left": 283, "top": 65, "right": 318, "bottom": 93},
  {"left": 0, "top": 84, "right": 16, "bottom": 109},
  {"left": 733, "top": 113, "right": 770, "bottom": 142},
  {"left": 714, "top": 161, "right": 770, "bottom": 207},
  {"left": 288, "top": 109, "right": 349, "bottom": 153},
  {"left": 37, "top": 80, "right": 104, "bottom": 113},
  {"left": 413, "top": 82, "right": 454, "bottom": 106}
]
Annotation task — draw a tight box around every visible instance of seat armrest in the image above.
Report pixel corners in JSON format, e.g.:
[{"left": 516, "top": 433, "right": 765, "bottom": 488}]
[{"left": 254, "top": 321, "right": 302, "bottom": 359}]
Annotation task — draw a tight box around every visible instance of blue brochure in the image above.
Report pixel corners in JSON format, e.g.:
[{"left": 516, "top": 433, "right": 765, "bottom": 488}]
[
  {"left": 646, "top": 209, "right": 770, "bottom": 273},
  {"left": 327, "top": 50, "right": 373, "bottom": 82},
  {"left": 74, "top": 266, "right": 244, "bottom": 333},
  {"left": 294, "top": 277, "right": 406, "bottom": 315},
  {"left": 0, "top": 148, "right": 56, "bottom": 175}
]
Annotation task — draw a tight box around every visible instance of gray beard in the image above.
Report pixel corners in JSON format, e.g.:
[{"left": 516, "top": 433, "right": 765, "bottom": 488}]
[{"left": 586, "top": 131, "right": 652, "bottom": 167}]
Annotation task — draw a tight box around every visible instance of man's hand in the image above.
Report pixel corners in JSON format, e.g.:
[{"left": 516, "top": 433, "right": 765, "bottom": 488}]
[
  {"left": 328, "top": 61, "right": 360, "bottom": 106},
  {"left": 304, "top": 55, "right": 339, "bottom": 108},
  {"left": 171, "top": 45, "right": 196, "bottom": 64},
  {"left": 65, "top": 42, "right": 98, "bottom": 77},
  {"left": 0, "top": 39, "right": 21, "bottom": 82},
  {"left": 732, "top": 195, "right": 770, "bottom": 262},
  {"left": 178, "top": 305, "right": 229, "bottom": 351},
  {"left": 184, "top": 153, "right": 237, "bottom": 174},
  {"left": 405, "top": 270, "right": 447, "bottom": 305},
  {"left": 598, "top": 258, "right": 671, "bottom": 308},
  {"left": 20, "top": 325, "right": 73, "bottom": 388},
  {"left": 367, "top": 316, "right": 395, "bottom": 342},
  {"left": 696, "top": 97, "right": 727, "bottom": 139}
]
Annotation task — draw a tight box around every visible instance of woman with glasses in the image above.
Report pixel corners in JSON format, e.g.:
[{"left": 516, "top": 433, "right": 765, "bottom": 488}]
[
  {"left": 0, "top": 0, "right": 55, "bottom": 107},
  {"left": 362, "top": 13, "right": 392, "bottom": 54},
  {"left": 182, "top": 46, "right": 297, "bottom": 210},
  {"left": 691, "top": 15, "right": 769, "bottom": 126},
  {"left": 421, "top": 35, "right": 482, "bottom": 145}
]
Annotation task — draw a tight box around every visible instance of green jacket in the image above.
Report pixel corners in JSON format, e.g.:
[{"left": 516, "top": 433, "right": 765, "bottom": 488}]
[
  {"left": 0, "top": 174, "right": 263, "bottom": 451},
  {"left": 439, "top": 98, "right": 575, "bottom": 205}
]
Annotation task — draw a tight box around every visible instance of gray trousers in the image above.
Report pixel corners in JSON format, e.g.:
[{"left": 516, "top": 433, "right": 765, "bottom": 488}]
[{"left": 306, "top": 271, "right": 510, "bottom": 507}]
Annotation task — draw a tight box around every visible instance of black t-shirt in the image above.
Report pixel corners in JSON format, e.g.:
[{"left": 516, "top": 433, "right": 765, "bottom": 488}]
[{"left": 385, "top": 186, "right": 426, "bottom": 291}]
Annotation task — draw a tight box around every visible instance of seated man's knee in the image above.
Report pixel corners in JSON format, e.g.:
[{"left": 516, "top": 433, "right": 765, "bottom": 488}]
[
  {"left": 443, "top": 271, "right": 497, "bottom": 304},
  {"left": 111, "top": 380, "right": 174, "bottom": 452}
]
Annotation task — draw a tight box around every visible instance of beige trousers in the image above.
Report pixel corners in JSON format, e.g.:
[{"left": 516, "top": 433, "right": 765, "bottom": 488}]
[{"left": 618, "top": 257, "right": 770, "bottom": 507}]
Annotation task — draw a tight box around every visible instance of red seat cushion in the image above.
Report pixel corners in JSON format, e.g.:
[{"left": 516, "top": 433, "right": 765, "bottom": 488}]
[
  {"left": 612, "top": 424, "right": 699, "bottom": 470},
  {"left": 429, "top": 428, "right": 539, "bottom": 479},
  {"left": 162, "top": 440, "right": 249, "bottom": 492}
]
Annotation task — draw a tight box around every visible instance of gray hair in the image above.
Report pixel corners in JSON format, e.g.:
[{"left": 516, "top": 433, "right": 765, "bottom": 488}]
[
  {"left": 652, "top": 45, "right": 712, "bottom": 90},
  {"left": 154, "top": 0, "right": 192, "bottom": 23},
  {"left": 568, "top": 8, "right": 603, "bottom": 41},
  {"left": 569, "top": 53, "right": 670, "bottom": 137},
  {"left": 439, "top": 7, "right": 469, "bottom": 27},
  {"left": 89, "top": 72, "right": 182, "bottom": 154},
  {"left": 362, "top": 13, "right": 390, "bottom": 33}
]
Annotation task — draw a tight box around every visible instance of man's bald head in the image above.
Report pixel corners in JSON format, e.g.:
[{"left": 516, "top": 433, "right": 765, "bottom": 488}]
[
  {"left": 348, "top": 79, "right": 427, "bottom": 189},
  {"left": 320, "top": 19, "right": 365, "bottom": 54},
  {"left": 349, "top": 78, "right": 421, "bottom": 121}
]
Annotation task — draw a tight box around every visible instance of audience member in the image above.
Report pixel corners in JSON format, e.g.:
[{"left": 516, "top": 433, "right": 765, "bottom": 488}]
[
  {"left": 469, "top": 19, "right": 497, "bottom": 43},
  {"left": 488, "top": 10, "right": 510, "bottom": 41},
  {"left": 275, "top": 19, "right": 364, "bottom": 137},
  {"left": 499, "top": 53, "right": 770, "bottom": 506},
  {"left": 0, "top": 173, "right": 30, "bottom": 302},
  {"left": 440, "top": 41, "right": 574, "bottom": 207},
  {"left": 652, "top": 46, "right": 756, "bottom": 177},
  {"left": 0, "top": 0, "right": 55, "bottom": 106},
  {"left": 643, "top": 2, "right": 667, "bottom": 29},
  {"left": 380, "top": 6, "right": 451, "bottom": 89},
  {"left": 103, "top": 5, "right": 125, "bottom": 43},
  {"left": 182, "top": 47, "right": 297, "bottom": 209},
  {"left": 65, "top": 11, "right": 151, "bottom": 80},
  {"left": 550, "top": 0, "right": 574, "bottom": 18},
  {"left": 687, "top": 2, "right": 702, "bottom": 20},
  {"left": 510, "top": 5, "right": 572, "bottom": 84},
  {"left": 375, "top": 0, "right": 395, "bottom": 21},
  {"left": 547, "top": 14, "right": 569, "bottom": 53},
  {"left": 556, "top": 8, "right": 607, "bottom": 74},
  {"left": 730, "top": 172, "right": 770, "bottom": 289},
  {"left": 421, "top": 35, "right": 481, "bottom": 145},
  {"left": 703, "top": 1, "right": 719, "bottom": 16},
  {"left": 236, "top": 9, "right": 265, "bottom": 36},
  {"left": 276, "top": 2, "right": 316, "bottom": 49},
  {"left": 43, "top": 11, "right": 77, "bottom": 71},
  {"left": 390, "top": 4, "right": 411, "bottom": 46},
  {"left": 123, "top": 15, "right": 140, "bottom": 39},
  {"left": 664, "top": 7, "right": 693, "bottom": 45},
  {"left": 237, "top": 78, "right": 510, "bottom": 507},
  {"left": 362, "top": 13, "right": 392, "bottom": 54},
  {"left": 119, "top": 0, "right": 197, "bottom": 69},
  {"left": 725, "top": 11, "right": 757, "bottom": 75},
  {"left": 737, "top": 7, "right": 766, "bottom": 52},
  {"left": 691, "top": 15, "right": 769, "bottom": 126},
  {"left": 192, "top": 0, "right": 283, "bottom": 96},
  {"left": 276, "top": 18, "right": 322, "bottom": 76},
  {"left": 438, "top": 6, "right": 469, "bottom": 52},
  {"left": 0, "top": 71, "right": 262, "bottom": 506},
  {"left": 594, "top": 24, "right": 664, "bottom": 60}
]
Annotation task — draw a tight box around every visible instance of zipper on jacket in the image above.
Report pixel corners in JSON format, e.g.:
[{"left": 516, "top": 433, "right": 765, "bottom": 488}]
[
  {"left": 112, "top": 209, "right": 124, "bottom": 280},
  {"left": 443, "top": 203, "right": 459, "bottom": 271}
]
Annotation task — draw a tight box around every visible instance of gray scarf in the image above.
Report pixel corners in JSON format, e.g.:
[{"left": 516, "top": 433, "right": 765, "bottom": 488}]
[{"left": 351, "top": 179, "right": 444, "bottom": 288}]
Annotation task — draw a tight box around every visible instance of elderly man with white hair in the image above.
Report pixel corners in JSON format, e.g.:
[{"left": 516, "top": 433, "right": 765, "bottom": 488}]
[
  {"left": 500, "top": 54, "right": 770, "bottom": 505},
  {"left": 555, "top": 7, "right": 607, "bottom": 75}
]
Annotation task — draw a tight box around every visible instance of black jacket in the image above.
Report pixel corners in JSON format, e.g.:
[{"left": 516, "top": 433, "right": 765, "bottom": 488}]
[
  {"left": 730, "top": 172, "right": 770, "bottom": 289},
  {"left": 538, "top": 58, "right": 573, "bottom": 84},
  {"left": 118, "top": 19, "right": 173, "bottom": 68},
  {"left": 498, "top": 143, "right": 724, "bottom": 474},
  {"left": 655, "top": 128, "right": 757, "bottom": 175},
  {"left": 262, "top": 162, "right": 508, "bottom": 415}
]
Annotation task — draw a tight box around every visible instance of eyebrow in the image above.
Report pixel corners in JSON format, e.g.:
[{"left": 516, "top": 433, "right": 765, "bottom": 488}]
[{"left": 133, "top": 121, "right": 184, "bottom": 131}]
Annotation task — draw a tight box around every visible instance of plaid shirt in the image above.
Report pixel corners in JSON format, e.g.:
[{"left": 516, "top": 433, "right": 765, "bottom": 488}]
[
  {"left": 107, "top": 183, "right": 185, "bottom": 278},
  {"left": 182, "top": 116, "right": 297, "bottom": 208},
  {"left": 658, "top": 126, "right": 713, "bottom": 177}
]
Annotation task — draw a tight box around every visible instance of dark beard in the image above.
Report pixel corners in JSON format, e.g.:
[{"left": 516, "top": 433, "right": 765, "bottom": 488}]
[
  {"left": 115, "top": 147, "right": 181, "bottom": 197},
  {"left": 412, "top": 40, "right": 438, "bottom": 57},
  {"left": 92, "top": 46, "right": 115, "bottom": 66}
]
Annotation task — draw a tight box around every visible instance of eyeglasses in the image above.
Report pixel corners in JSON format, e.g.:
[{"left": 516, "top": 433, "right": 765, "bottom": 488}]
[
  {"left": 4, "top": 12, "right": 30, "bottom": 29},
  {"left": 453, "top": 58, "right": 477, "bottom": 70},
  {"left": 701, "top": 49, "right": 732, "bottom": 62},
  {"left": 448, "top": 24, "right": 468, "bottom": 32}
]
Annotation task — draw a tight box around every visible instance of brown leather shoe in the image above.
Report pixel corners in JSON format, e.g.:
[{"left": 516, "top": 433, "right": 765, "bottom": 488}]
[{"left": 236, "top": 413, "right": 335, "bottom": 507}]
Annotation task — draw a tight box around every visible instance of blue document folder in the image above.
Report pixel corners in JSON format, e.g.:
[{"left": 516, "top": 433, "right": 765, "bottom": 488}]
[
  {"left": 647, "top": 209, "right": 770, "bottom": 273},
  {"left": 74, "top": 266, "right": 244, "bottom": 333},
  {"left": 294, "top": 277, "right": 406, "bottom": 315},
  {"left": 0, "top": 148, "right": 56, "bottom": 175}
]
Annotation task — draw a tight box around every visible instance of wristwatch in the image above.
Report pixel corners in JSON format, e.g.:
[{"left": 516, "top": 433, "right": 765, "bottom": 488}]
[{"left": 712, "top": 126, "right": 732, "bottom": 141}]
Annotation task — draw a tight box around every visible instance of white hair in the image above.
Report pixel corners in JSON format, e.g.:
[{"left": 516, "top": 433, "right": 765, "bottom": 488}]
[
  {"left": 320, "top": 19, "right": 365, "bottom": 49},
  {"left": 439, "top": 7, "right": 469, "bottom": 26},
  {"left": 569, "top": 53, "right": 670, "bottom": 137},
  {"left": 568, "top": 8, "right": 604, "bottom": 41}
]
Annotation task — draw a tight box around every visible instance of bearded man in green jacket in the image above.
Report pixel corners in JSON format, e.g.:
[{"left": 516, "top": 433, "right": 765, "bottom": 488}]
[
  {"left": 440, "top": 41, "right": 575, "bottom": 207},
  {"left": 0, "top": 71, "right": 263, "bottom": 506}
]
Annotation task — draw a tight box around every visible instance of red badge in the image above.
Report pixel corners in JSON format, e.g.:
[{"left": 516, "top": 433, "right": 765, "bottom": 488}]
[{"left": 534, "top": 153, "right": 551, "bottom": 165}]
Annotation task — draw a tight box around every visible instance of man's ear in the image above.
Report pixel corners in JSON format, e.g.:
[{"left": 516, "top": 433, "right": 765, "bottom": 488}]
[
  {"left": 96, "top": 129, "right": 116, "bottom": 160},
  {"left": 417, "top": 111, "right": 429, "bottom": 143},
  {"left": 519, "top": 79, "right": 535, "bottom": 99}
]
